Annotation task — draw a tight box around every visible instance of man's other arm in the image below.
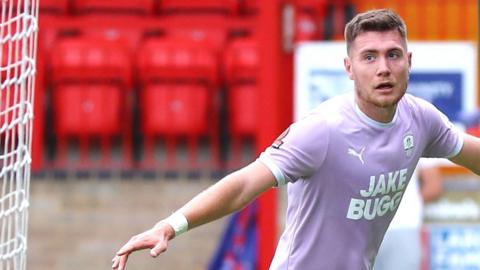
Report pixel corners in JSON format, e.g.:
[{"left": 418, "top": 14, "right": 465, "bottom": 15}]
[
  {"left": 112, "top": 160, "right": 277, "bottom": 270},
  {"left": 449, "top": 134, "right": 480, "bottom": 175}
]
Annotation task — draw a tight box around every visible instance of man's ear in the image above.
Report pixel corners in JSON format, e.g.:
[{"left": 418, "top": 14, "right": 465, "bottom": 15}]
[
  {"left": 344, "top": 57, "right": 354, "bottom": 80},
  {"left": 407, "top": 52, "right": 412, "bottom": 71}
]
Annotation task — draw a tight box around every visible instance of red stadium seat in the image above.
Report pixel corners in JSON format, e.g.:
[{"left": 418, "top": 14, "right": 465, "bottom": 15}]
[
  {"left": 139, "top": 83, "right": 218, "bottom": 171},
  {"left": 159, "top": 15, "right": 232, "bottom": 39},
  {"left": 141, "top": 84, "right": 209, "bottom": 136},
  {"left": 225, "top": 83, "right": 257, "bottom": 168},
  {"left": 50, "top": 36, "right": 132, "bottom": 87},
  {"left": 72, "top": 0, "right": 155, "bottom": 15},
  {"left": 3, "top": 0, "right": 68, "bottom": 13},
  {"left": 53, "top": 84, "right": 122, "bottom": 137},
  {"left": 240, "top": 0, "right": 259, "bottom": 14},
  {"left": 159, "top": 0, "right": 239, "bottom": 14},
  {"left": 223, "top": 37, "right": 259, "bottom": 167},
  {"left": 223, "top": 38, "right": 259, "bottom": 84},
  {"left": 77, "top": 15, "right": 149, "bottom": 53},
  {"left": 167, "top": 27, "right": 227, "bottom": 52},
  {"left": 40, "top": 0, "right": 69, "bottom": 14},
  {"left": 50, "top": 37, "right": 133, "bottom": 169},
  {"left": 137, "top": 37, "right": 219, "bottom": 85},
  {"left": 6, "top": 0, "right": 69, "bottom": 13},
  {"left": 38, "top": 15, "right": 76, "bottom": 55},
  {"left": 292, "top": 0, "right": 328, "bottom": 41},
  {"left": 228, "top": 85, "right": 257, "bottom": 137},
  {"left": 52, "top": 83, "right": 131, "bottom": 170}
]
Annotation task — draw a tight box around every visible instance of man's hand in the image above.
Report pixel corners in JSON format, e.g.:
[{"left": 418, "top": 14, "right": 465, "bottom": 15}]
[
  {"left": 111, "top": 222, "right": 175, "bottom": 270},
  {"left": 111, "top": 160, "right": 277, "bottom": 270}
]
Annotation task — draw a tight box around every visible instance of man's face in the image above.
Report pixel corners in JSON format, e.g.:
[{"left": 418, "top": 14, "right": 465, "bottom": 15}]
[{"left": 344, "top": 30, "right": 411, "bottom": 109}]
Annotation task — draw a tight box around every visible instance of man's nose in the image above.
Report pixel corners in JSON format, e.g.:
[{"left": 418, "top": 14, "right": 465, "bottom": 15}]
[{"left": 376, "top": 57, "right": 391, "bottom": 77}]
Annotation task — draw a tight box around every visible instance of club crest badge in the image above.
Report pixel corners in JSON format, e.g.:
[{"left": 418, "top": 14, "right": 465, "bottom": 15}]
[
  {"left": 403, "top": 134, "right": 414, "bottom": 157},
  {"left": 272, "top": 127, "right": 290, "bottom": 149}
]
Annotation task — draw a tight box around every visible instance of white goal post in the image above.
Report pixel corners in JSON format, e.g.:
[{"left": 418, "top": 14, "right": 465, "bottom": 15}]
[{"left": 0, "top": 0, "right": 39, "bottom": 269}]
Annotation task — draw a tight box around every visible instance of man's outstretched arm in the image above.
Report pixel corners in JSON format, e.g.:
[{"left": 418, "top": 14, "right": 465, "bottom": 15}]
[
  {"left": 112, "top": 160, "right": 277, "bottom": 270},
  {"left": 449, "top": 133, "right": 480, "bottom": 175}
]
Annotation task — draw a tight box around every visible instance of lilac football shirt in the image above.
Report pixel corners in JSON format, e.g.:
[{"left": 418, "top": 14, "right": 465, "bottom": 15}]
[{"left": 259, "top": 92, "right": 463, "bottom": 270}]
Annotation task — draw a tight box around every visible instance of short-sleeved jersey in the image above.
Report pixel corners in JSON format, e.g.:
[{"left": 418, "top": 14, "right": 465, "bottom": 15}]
[{"left": 259, "top": 92, "right": 463, "bottom": 270}]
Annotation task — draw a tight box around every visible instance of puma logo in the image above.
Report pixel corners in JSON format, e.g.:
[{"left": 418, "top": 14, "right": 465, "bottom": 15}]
[{"left": 348, "top": 146, "right": 365, "bottom": 165}]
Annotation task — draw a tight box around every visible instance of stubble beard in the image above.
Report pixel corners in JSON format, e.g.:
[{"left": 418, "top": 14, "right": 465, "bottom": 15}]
[{"left": 356, "top": 81, "right": 408, "bottom": 109}]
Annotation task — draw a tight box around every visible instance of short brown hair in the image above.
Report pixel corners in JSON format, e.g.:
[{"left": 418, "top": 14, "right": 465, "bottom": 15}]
[{"left": 344, "top": 9, "right": 407, "bottom": 53}]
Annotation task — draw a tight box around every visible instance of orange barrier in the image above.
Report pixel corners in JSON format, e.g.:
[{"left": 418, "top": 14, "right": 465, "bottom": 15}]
[{"left": 352, "top": 0, "right": 478, "bottom": 40}]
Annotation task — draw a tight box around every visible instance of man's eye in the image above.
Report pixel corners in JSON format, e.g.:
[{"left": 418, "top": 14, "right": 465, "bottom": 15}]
[
  {"left": 388, "top": 52, "right": 399, "bottom": 59},
  {"left": 364, "top": 55, "right": 375, "bottom": 61}
]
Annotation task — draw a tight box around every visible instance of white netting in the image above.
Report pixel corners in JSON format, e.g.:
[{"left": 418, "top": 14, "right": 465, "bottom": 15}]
[{"left": 0, "top": 0, "right": 38, "bottom": 269}]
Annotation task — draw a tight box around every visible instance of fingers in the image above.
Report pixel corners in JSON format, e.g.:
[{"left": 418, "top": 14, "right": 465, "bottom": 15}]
[
  {"left": 112, "top": 234, "right": 146, "bottom": 270},
  {"left": 111, "top": 254, "right": 129, "bottom": 270},
  {"left": 119, "top": 255, "right": 129, "bottom": 270},
  {"left": 116, "top": 242, "right": 135, "bottom": 256},
  {"left": 113, "top": 227, "right": 169, "bottom": 268},
  {"left": 150, "top": 241, "right": 168, "bottom": 258},
  {"left": 111, "top": 256, "right": 119, "bottom": 269},
  {"left": 116, "top": 233, "right": 150, "bottom": 256},
  {"left": 112, "top": 240, "right": 167, "bottom": 270}
]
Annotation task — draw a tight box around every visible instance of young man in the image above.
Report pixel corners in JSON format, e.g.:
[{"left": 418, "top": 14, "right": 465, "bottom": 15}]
[{"left": 112, "top": 9, "right": 480, "bottom": 270}]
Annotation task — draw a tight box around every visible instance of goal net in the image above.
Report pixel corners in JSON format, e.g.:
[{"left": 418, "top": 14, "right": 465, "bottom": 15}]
[{"left": 0, "top": 0, "right": 38, "bottom": 269}]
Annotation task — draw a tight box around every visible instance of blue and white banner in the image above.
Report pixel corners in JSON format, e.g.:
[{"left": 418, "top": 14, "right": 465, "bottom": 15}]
[
  {"left": 429, "top": 225, "right": 480, "bottom": 269},
  {"left": 408, "top": 72, "right": 462, "bottom": 121},
  {"left": 294, "top": 42, "right": 477, "bottom": 123}
]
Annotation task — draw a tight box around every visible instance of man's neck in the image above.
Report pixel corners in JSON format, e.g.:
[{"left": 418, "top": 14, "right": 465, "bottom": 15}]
[{"left": 355, "top": 98, "right": 397, "bottom": 124}]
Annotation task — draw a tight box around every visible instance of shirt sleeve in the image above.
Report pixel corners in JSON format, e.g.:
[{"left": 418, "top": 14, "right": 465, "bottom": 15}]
[
  {"left": 422, "top": 102, "right": 464, "bottom": 158},
  {"left": 258, "top": 114, "right": 330, "bottom": 185}
]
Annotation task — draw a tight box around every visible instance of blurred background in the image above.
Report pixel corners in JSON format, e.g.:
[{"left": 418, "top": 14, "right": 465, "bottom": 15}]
[{"left": 19, "top": 0, "right": 479, "bottom": 269}]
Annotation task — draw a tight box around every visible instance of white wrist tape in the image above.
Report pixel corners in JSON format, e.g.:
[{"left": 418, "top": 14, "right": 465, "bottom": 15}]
[{"left": 164, "top": 212, "right": 189, "bottom": 237}]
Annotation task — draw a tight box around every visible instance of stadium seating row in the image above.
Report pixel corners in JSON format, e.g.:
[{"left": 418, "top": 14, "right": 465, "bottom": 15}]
[
  {"left": 34, "top": 0, "right": 259, "bottom": 15},
  {"left": 42, "top": 30, "right": 259, "bottom": 170},
  {"left": 47, "top": 31, "right": 258, "bottom": 129}
]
